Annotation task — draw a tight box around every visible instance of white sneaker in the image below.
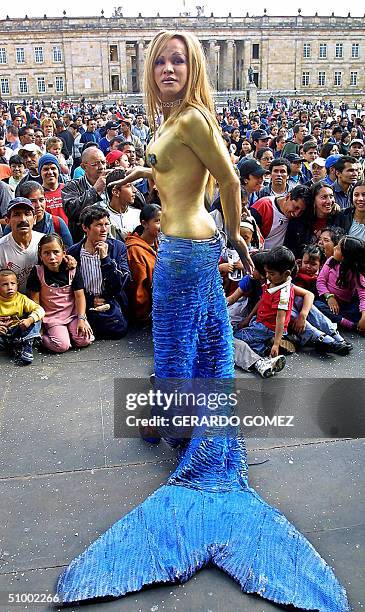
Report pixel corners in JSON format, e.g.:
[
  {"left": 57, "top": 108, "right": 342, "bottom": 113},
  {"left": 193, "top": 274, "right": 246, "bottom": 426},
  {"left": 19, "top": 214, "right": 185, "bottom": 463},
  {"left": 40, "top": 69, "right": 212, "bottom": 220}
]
[
  {"left": 270, "top": 354, "right": 286, "bottom": 374},
  {"left": 254, "top": 355, "right": 286, "bottom": 378}
]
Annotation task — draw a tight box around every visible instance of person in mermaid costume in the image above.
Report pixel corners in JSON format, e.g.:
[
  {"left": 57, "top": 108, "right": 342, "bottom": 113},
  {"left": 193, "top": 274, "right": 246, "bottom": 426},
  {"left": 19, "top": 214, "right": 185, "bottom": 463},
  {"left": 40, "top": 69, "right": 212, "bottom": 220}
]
[{"left": 57, "top": 31, "right": 349, "bottom": 610}]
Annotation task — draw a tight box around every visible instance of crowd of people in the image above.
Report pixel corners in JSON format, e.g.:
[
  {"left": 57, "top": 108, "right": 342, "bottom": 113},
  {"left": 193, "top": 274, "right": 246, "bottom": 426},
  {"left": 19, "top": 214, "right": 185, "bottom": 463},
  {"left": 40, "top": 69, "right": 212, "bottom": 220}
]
[{"left": 0, "top": 95, "right": 364, "bottom": 372}]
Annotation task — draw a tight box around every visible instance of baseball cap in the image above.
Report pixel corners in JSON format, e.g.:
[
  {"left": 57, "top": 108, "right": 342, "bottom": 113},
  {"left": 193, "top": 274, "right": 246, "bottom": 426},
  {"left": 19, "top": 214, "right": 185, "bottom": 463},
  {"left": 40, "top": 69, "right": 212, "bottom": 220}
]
[
  {"left": 285, "top": 153, "right": 305, "bottom": 163},
  {"left": 325, "top": 154, "right": 341, "bottom": 170},
  {"left": 349, "top": 139, "right": 364, "bottom": 147},
  {"left": 251, "top": 129, "right": 270, "bottom": 141},
  {"left": 18, "top": 143, "right": 43, "bottom": 157},
  {"left": 105, "top": 121, "right": 120, "bottom": 131},
  {"left": 238, "top": 158, "right": 266, "bottom": 179},
  {"left": 106, "top": 150, "right": 124, "bottom": 165},
  {"left": 310, "top": 157, "right": 326, "bottom": 169},
  {"left": 7, "top": 196, "right": 35, "bottom": 215}
]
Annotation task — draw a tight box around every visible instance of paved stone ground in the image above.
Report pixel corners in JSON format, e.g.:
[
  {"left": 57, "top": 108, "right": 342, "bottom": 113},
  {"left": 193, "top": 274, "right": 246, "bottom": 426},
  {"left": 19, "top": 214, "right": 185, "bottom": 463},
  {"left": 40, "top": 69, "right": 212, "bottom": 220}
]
[{"left": 0, "top": 327, "right": 364, "bottom": 612}]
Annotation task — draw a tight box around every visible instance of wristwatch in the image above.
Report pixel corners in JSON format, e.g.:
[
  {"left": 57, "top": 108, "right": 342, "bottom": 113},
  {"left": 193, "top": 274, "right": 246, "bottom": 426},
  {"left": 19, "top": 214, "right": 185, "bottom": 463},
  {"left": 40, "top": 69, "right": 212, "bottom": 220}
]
[
  {"left": 77, "top": 314, "right": 87, "bottom": 320},
  {"left": 323, "top": 293, "right": 335, "bottom": 302}
]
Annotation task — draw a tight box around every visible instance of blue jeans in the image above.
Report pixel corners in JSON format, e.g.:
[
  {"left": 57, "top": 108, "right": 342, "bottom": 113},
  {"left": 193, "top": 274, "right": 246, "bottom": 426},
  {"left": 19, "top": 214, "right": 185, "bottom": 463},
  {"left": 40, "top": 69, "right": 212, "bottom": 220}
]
[
  {"left": 0, "top": 320, "right": 41, "bottom": 351},
  {"left": 291, "top": 297, "right": 339, "bottom": 345},
  {"left": 314, "top": 297, "right": 361, "bottom": 324},
  {"left": 234, "top": 317, "right": 275, "bottom": 355}
]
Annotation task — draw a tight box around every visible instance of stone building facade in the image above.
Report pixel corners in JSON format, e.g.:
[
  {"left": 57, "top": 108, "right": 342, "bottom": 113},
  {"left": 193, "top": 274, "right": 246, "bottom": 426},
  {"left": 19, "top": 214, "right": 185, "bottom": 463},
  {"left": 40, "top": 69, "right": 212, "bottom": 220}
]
[{"left": 0, "top": 13, "right": 364, "bottom": 101}]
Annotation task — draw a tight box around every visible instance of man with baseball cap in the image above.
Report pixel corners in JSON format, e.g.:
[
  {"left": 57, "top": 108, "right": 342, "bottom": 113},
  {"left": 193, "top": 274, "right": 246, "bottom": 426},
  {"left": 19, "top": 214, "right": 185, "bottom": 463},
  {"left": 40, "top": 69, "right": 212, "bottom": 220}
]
[
  {"left": 249, "top": 129, "right": 270, "bottom": 159},
  {"left": 0, "top": 197, "right": 43, "bottom": 292},
  {"left": 286, "top": 153, "right": 306, "bottom": 190},
  {"left": 237, "top": 158, "right": 266, "bottom": 206},
  {"left": 308, "top": 157, "right": 326, "bottom": 185},
  {"left": 324, "top": 154, "right": 341, "bottom": 186},
  {"left": 15, "top": 144, "right": 43, "bottom": 195},
  {"left": 105, "top": 150, "right": 129, "bottom": 169},
  {"left": 99, "top": 121, "right": 120, "bottom": 155}
]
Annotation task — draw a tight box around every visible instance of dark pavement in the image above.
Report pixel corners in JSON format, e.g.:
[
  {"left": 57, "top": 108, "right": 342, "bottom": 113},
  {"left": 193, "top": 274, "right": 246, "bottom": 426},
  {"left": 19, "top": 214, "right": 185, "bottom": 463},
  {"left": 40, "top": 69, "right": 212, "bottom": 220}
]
[{"left": 0, "top": 327, "right": 364, "bottom": 612}]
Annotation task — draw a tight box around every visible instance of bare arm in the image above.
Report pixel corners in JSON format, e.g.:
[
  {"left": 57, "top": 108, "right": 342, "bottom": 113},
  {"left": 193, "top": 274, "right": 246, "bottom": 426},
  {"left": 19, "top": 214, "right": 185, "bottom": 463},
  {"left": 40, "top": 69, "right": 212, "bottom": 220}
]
[
  {"left": 106, "top": 166, "right": 153, "bottom": 188},
  {"left": 74, "top": 289, "right": 93, "bottom": 338},
  {"left": 226, "top": 286, "right": 244, "bottom": 306},
  {"left": 177, "top": 109, "right": 253, "bottom": 273},
  {"left": 291, "top": 285, "right": 314, "bottom": 334},
  {"left": 271, "top": 309, "right": 286, "bottom": 357}
]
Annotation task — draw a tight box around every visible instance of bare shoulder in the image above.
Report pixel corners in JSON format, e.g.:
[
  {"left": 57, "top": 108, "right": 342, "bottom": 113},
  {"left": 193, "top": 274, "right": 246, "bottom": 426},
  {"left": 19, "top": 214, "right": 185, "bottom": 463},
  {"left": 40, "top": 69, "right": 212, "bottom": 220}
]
[{"left": 177, "top": 106, "right": 213, "bottom": 135}]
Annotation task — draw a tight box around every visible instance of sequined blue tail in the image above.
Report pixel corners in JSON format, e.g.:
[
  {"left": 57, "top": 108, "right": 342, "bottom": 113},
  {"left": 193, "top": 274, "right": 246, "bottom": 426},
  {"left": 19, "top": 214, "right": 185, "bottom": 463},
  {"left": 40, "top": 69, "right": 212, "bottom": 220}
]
[
  {"left": 57, "top": 235, "right": 349, "bottom": 609},
  {"left": 57, "top": 436, "right": 349, "bottom": 610}
]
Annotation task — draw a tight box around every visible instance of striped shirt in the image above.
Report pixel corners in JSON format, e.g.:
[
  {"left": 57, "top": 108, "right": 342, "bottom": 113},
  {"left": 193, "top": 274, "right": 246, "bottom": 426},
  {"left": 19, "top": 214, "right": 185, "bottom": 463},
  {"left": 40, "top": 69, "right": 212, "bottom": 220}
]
[{"left": 80, "top": 247, "right": 103, "bottom": 295}]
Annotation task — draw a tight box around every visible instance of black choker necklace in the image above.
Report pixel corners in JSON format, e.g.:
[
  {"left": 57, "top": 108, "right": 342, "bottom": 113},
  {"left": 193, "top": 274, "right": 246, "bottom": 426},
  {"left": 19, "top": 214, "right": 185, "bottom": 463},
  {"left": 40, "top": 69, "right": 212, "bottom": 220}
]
[{"left": 160, "top": 99, "right": 183, "bottom": 109}]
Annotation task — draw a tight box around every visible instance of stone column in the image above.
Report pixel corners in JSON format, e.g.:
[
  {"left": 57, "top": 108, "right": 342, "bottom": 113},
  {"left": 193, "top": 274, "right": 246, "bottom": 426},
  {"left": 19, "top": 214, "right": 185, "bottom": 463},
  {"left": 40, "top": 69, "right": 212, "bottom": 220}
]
[
  {"left": 207, "top": 39, "right": 217, "bottom": 88},
  {"left": 100, "top": 42, "right": 110, "bottom": 95},
  {"left": 119, "top": 40, "right": 128, "bottom": 93},
  {"left": 126, "top": 52, "right": 133, "bottom": 93},
  {"left": 136, "top": 40, "right": 145, "bottom": 93},
  {"left": 218, "top": 42, "right": 225, "bottom": 91},
  {"left": 62, "top": 40, "right": 75, "bottom": 96},
  {"left": 224, "top": 40, "right": 235, "bottom": 90}
]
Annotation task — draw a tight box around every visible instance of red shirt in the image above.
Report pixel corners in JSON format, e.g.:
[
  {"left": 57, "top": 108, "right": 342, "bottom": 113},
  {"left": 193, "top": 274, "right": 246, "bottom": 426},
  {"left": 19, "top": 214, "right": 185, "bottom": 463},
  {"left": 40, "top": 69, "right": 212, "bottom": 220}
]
[
  {"left": 44, "top": 183, "right": 68, "bottom": 225},
  {"left": 257, "top": 280, "right": 295, "bottom": 332}
]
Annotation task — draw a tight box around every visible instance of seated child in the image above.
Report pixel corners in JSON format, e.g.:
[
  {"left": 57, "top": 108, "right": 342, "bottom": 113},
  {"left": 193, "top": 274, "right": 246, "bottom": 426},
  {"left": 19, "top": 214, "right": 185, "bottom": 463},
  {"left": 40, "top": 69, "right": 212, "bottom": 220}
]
[
  {"left": 219, "top": 217, "right": 262, "bottom": 294},
  {"left": 234, "top": 247, "right": 299, "bottom": 357},
  {"left": 125, "top": 204, "right": 160, "bottom": 324},
  {"left": 27, "top": 234, "right": 94, "bottom": 353},
  {"left": 0, "top": 268, "right": 44, "bottom": 365},
  {"left": 235, "top": 246, "right": 351, "bottom": 357},
  {"left": 315, "top": 235, "right": 365, "bottom": 332},
  {"left": 294, "top": 244, "right": 326, "bottom": 294},
  {"left": 317, "top": 226, "right": 346, "bottom": 260},
  {"left": 227, "top": 250, "right": 268, "bottom": 327}
]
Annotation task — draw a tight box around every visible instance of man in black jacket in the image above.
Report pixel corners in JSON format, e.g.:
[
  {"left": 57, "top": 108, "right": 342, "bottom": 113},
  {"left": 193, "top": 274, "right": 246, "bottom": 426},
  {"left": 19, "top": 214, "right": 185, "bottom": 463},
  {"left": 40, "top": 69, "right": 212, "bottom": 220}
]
[{"left": 62, "top": 147, "right": 107, "bottom": 241}]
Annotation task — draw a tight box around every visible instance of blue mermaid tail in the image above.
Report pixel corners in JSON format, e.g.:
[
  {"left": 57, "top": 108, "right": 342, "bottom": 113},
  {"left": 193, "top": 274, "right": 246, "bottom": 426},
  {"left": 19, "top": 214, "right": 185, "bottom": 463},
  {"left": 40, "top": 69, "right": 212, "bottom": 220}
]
[
  {"left": 58, "top": 436, "right": 349, "bottom": 609},
  {"left": 57, "top": 234, "right": 349, "bottom": 609}
]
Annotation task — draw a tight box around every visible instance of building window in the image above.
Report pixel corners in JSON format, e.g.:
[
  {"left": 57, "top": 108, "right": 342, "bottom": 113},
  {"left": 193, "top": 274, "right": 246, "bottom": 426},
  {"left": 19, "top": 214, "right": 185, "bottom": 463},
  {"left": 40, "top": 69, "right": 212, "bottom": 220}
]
[
  {"left": 37, "top": 77, "right": 46, "bottom": 93},
  {"left": 0, "top": 78, "right": 10, "bottom": 95},
  {"left": 109, "top": 45, "right": 118, "bottom": 62},
  {"left": 18, "top": 77, "right": 28, "bottom": 94},
  {"left": 53, "top": 46, "right": 62, "bottom": 62},
  {"left": 252, "top": 44, "right": 260, "bottom": 59},
  {"left": 352, "top": 43, "right": 359, "bottom": 58},
  {"left": 319, "top": 43, "right": 327, "bottom": 59},
  {"left": 334, "top": 71, "right": 342, "bottom": 86},
  {"left": 335, "top": 43, "right": 343, "bottom": 59},
  {"left": 0, "top": 48, "right": 7, "bottom": 64},
  {"left": 318, "top": 71, "right": 326, "bottom": 86},
  {"left": 303, "top": 43, "right": 311, "bottom": 58},
  {"left": 55, "top": 76, "right": 64, "bottom": 93},
  {"left": 350, "top": 71, "right": 358, "bottom": 86},
  {"left": 16, "top": 47, "right": 25, "bottom": 64},
  {"left": 111, "top": 74, "right": 120, "bottom": 91},
  {"left": 302, "top": 71, "right": 310, "bottom": 87},
  {"left": 34, "top": 46, "right": 44, "bottom": 63}
]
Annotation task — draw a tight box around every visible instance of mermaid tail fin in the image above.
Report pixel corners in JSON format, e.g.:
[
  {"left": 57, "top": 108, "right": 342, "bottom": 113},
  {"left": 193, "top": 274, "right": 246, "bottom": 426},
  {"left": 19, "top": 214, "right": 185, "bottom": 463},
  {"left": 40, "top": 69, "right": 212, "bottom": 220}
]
[{"left": 57, "top": 483, "right": 349, "bottom": 610}]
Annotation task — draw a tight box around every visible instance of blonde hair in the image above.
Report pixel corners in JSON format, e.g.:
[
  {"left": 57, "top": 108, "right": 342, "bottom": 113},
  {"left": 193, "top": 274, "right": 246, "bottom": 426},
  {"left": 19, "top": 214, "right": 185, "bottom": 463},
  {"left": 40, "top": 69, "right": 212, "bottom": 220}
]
[
  {"left": 41, "top": 118, "right": 56, "bottom": 134},
  {"left": 46, "top": 137, "right": 63, "bottom": 152},
  {"left": 143, "top": 31, "right": 218, "bottom": 198}
]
